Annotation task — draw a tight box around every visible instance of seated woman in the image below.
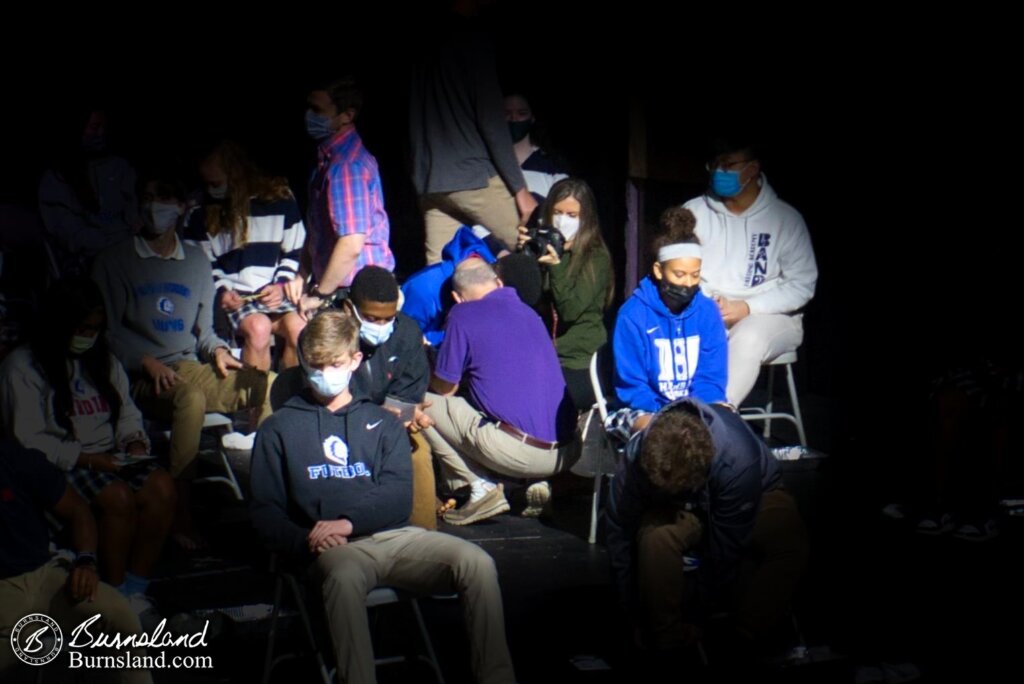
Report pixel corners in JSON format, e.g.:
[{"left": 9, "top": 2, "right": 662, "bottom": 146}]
[
  {"left": 518, "top": 178, "right": 613, "bottom": 412},
  {"left": 0, "top": 277, "right": 175, "bottom": 608},
  {"left": 185, "top": 140, "right": 306, "bottom": 370},
  {"left": 613, "top": 207, "right": 727, "bottom": 424}
]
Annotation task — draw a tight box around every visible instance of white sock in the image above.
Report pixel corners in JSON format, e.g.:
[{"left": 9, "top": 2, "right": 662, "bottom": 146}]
[{"left": 469, "top": 479, "right": 496, "bottom": 502}]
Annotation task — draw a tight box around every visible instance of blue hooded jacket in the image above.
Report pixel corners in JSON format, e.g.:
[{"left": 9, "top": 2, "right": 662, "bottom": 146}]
[
  {"left": 613, "top": 276, "right": 728, "bottom": 410},
  {"left": 400, "top": 227, "right": 496, "bottom": 346}
]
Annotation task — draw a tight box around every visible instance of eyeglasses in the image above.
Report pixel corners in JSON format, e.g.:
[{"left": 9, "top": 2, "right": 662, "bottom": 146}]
[{"left": 705, "top": 158, "right": 754, "bottom": 172}]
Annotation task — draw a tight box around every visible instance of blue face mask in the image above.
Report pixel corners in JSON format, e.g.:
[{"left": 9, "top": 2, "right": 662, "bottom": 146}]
[
  {"left": 305, "top": 110, "right": 335, "bottom": 141},
  {"left": 307, "top": 366, "right": 352, "bottom": 398},
  {"left": 711, "top": 162, "right": 754, "bottom": 199},
  {"left": 352, "top": 306, "right": 395, "bottom": 347},
  {"left": 360, "top": 319, "right": 394, "bottom": 347}
]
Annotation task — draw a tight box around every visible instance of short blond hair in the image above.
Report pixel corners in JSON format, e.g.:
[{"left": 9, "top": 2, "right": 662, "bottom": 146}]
[{"left": 300, "top": 310, "right": 359, "bottom": 365}]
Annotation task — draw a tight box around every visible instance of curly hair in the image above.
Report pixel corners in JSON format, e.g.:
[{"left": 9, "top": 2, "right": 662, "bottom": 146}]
[
  {"left": 650, "top": 206, "right": 700, "bottom": 262},
  {"left": 201, "top": 140, "right": 293, "bottom": 245},
  {"left": 640, "top": 407, "right": 715, "bottom": 494}
]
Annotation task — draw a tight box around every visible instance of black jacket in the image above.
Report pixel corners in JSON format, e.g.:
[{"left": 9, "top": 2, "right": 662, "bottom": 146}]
[
  {"left": 250, "top": 393, "right": 412, "bottom": 558},
  {"left": 353, "top": 312, "right": 429, "bottom": 405},
  {"left": 605, "top": 398, "right": 781, "bottom": 610}
]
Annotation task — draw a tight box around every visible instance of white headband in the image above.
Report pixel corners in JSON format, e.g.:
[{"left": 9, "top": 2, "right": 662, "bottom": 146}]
[{"left": 658, "top": 243, "right": 702, "bottom": 263}]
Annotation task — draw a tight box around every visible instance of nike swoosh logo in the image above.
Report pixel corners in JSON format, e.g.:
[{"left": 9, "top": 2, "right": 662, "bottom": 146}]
[
  {"left": 647, "top": 327, "right": 659, "bottom": 334},
  {"left": 388, "top": 356, "right": 398, "bottom": 362},
  {"left": 366, "top": 420, "right": 383, "bottom": 430}
]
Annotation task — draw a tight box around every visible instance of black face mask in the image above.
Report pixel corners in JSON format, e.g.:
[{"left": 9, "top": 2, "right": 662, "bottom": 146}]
[
  {"left": 659, "top": 282, "right": 698, "bottom": 314},
  {"left": 508, "top": 120, "right": 533, "bottom": 143}
]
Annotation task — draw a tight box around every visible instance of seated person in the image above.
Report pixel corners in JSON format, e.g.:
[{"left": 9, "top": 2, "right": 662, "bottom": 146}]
[
  {"left": 184, "top": 140, "right": 306, "bottom": 370},
  {"left": 606, "top": 399, "right": 807, "bottom": 661},
  {"left": 91, "top": 171, "right": 275, "bottom": 549},
  {"left": 0, "top": 439, "right": 152, "bottom": 684},
  {"left": 273, "top": 267, "right": 437, "bottom": 529},
  {"left": 613, "top": 207, "right": 727, "bottom": 413},
  {"left": 683, "top": 136, "right": 817, "bottom": 407},
  {"left": 401, "top": 226, "right": 495, "bottom": 347},
  {"left": 516, "top": 178, "right": 613, "bottom": 411},
  {"left": 38, "top": 108, "right": 139, "bottom": 277},
  {"left": 249, "top": 311, "right": 515, "bottom": 684},
  {"left": 422, "top": 261, "right": 578, "bottom": 524},
  {"left": 0, "top": 278, "right": 174, "bottom": 610}
]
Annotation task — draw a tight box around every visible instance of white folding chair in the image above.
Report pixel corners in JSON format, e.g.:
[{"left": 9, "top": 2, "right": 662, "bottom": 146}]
[
  {"left": 739, "top": 351, "right": 808, "bottom": 447},
  {"left": 573, "top": 351, "right": 619, "bottom": 545}
]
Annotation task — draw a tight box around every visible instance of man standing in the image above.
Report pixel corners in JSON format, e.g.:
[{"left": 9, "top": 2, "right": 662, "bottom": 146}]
[
  {"left": 288, "top": 77, "right": 394, "bottom": 308},
  {"left": 409, "top": 14, "right": 537, "bottom": 264}
]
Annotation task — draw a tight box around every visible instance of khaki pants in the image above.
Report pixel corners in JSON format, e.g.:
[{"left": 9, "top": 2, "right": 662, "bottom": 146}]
[
  {"left": 0, "top": 560, "right": 152, "bottom": 683},
  {"left": 422, "top": 393, "right": 577, "bottom": 490},
  {"left": 408, "top": 431, "right": 437, "bottom": 531},
  {"left": 421, "top": 175, "right": 519, "bottom": 264},
  {"left": 315, "top": 526, "right": 515, "bottom": 684},
  {"left": 132, "top": 360, "right": 275, "bottom": 477},
  {"left": 637, "top": 489, "right": 808, "bottom": 647}
]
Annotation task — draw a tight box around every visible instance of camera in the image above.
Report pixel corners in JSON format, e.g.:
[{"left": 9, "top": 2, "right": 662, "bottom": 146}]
[{"left": 521, "top": 224, "right": 567, "bottom": 259}]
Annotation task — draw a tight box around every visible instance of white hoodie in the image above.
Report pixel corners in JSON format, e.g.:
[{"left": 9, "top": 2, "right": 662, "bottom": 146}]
[{"left": 683, "top": 175, "right": 817, "bottom": 316}]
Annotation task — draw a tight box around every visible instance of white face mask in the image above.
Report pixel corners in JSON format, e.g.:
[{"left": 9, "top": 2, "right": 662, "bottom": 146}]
[
  {"left": 307, "top": 366, "right": 353, "bottom": 398},
  {"left": 69, "top": 334, "right": 97, "bottom": 355},
  {"left": 552, "top": 214, "right": 580, "bottom": 241},
  {"left": 144, "top": 202, "right": 182, "bottom": 235}
]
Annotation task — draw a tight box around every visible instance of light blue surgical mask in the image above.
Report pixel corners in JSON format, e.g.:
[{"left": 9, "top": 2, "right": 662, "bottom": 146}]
[
  {"left": 305, "top": 110, "right": 335, "bottom": 141},
  {"left": 360, "top": 319, "right": 394, "bottom": 347},
  {"left": 143, "top": 202, "right": 182, "bottom": 235},
  {"left": 69, "top": 334, "right": 97, "bottom": 355},
  {"left": 352, "top": 307, "right": 395, "bottom": 347},
  {"left": 711, "top": 163, "right": 753, "bottom": 198},
  {"left": 307, "top": 366, "right": 353, "bottom": 398}
]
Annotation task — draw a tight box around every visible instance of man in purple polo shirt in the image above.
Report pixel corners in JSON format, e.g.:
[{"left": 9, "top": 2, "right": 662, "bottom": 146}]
[{"left": 423, "top": 261, "right": 578, "bottom": 525}]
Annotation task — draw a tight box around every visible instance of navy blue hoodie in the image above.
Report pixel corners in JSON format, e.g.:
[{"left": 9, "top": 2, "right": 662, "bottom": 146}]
[
  {"left": 605, "top": 398, "right": 781, "bottom": 611},
  {"left": 250, "top": 392, "right": 412, "bottom": 557}
]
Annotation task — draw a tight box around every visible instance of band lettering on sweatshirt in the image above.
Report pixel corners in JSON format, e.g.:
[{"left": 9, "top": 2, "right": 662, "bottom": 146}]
[
  {"left": 654, "top": 335, "right": 700, "bottom": 400},
  {"left": 307, "top": 435, "right": 372, "bottom": 480},
  {"left": 745, "top": 233, "right": 771, "bottom": 287}
]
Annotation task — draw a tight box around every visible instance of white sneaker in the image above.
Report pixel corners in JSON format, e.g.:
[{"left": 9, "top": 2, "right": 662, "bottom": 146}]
[
  {"left": 221, "top": 431, "right": 256, "bottom": 452},
  {"left": 521, "top": 481, "right": 552, "bottom": 518}
]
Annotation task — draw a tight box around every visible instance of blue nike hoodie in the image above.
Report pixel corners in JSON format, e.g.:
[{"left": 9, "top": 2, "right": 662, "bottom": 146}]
[{"left": 613, "top": 275, "right": 728, "bottom": 410}]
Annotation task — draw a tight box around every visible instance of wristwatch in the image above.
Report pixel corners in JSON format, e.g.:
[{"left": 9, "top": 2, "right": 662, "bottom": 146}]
[{"left": 72, "top": 552, "right": 98, "bottom": 569}]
